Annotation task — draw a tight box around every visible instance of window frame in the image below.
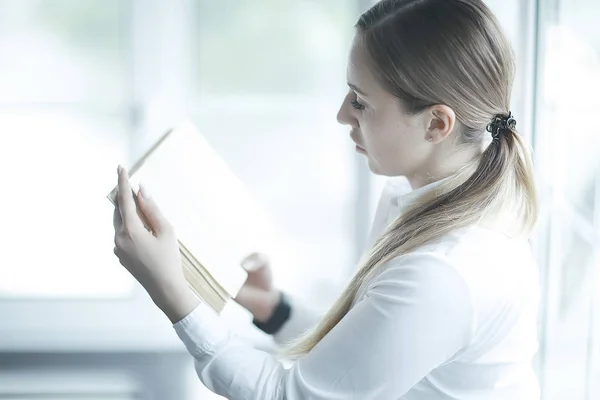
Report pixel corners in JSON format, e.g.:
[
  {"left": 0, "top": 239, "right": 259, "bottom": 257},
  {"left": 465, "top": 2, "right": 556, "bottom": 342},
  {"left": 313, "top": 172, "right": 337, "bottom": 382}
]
[{"left": 0, "top": 0, "right": 195, "bottom": 352}]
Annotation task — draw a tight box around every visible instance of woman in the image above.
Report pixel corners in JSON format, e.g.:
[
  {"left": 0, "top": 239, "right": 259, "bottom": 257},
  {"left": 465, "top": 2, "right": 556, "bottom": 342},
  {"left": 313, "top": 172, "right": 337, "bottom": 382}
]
[{"left": 112, "top": 0, "right": 541, "bottom": 398}]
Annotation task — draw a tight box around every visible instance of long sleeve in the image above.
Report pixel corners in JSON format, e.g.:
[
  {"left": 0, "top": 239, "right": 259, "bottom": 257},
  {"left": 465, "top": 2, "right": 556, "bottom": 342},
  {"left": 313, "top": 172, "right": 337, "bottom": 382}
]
[
  {"left": 266, "top": 179, "right": 410, "bottom": 347},
  {"left": 173, "top": 252, "right": 474, "bottom": 400}
]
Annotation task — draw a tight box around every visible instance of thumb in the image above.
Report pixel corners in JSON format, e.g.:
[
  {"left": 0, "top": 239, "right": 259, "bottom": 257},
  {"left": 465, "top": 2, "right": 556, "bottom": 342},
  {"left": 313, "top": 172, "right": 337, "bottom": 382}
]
[
  {"left": 137, "top": 183, "right": 170, "bottom": 235},
  {"left": 241, "top": 252, "right": 270, "bottom": 272}
]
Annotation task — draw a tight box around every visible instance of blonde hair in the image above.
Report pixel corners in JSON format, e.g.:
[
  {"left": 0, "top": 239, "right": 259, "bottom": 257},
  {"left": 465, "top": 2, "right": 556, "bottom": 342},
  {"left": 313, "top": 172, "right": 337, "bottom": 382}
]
[{"left": 285, "top": 0, "right": 538, "bottom": 357}]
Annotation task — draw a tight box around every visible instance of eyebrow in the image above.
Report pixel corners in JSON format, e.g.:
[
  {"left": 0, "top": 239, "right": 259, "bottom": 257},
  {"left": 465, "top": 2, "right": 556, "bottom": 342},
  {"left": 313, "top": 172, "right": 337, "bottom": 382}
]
[{"left": 347, "top": 83, "right": 367, "bottom": 97}]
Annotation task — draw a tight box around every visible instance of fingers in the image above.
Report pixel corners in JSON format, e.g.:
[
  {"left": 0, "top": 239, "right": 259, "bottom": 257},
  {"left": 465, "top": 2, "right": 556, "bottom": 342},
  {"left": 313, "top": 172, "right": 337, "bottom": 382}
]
[
  {"left": 113, "top": 206, "right": 122, "bottom": 230},
  {"left": 241, "top": 252, "right": 272, "bottom": 291},
  {"left": 241, "top": 252, "right": 270, "bottom": 272},
  {"left": 116, "top": 165, "right": 143, "bottom": 232},
  {"left": 113, "top": 246, "right": 130, "bottom": 270},
  {"left": 113, "top": 207, "right": 123, "bottom": 248},
  {"left": 136, "top": 183, "right": 172, "bottom": 236}
]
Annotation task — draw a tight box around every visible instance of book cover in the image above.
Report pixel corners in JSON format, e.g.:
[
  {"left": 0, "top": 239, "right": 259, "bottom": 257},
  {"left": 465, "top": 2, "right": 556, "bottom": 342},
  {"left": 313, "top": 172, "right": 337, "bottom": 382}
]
[{"left": 107, "top": 121, "right": 276, "bottom": 311}]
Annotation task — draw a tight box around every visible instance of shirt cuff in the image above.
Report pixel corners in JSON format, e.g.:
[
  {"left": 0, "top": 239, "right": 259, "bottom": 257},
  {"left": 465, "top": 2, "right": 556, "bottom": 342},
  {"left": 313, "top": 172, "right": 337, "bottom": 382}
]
[
  {"left": 272, "top": 296, "right": 320, "bottom": 345},
  {"left": 172, "top": 301, "right": 231, "bottom": 358}
]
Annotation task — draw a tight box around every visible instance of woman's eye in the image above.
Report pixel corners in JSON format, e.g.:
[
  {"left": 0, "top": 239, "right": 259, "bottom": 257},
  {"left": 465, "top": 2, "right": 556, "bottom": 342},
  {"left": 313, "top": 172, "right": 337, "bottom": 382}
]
[{"left": 350, "top": 99, "right": 365, "bottom": 110}]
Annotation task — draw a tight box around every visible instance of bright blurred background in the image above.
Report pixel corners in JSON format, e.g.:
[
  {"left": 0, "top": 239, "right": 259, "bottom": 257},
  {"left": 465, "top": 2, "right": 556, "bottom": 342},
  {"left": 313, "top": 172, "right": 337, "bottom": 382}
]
[{"left": 0, "top": 0, "right": 598, "bottom": 399}]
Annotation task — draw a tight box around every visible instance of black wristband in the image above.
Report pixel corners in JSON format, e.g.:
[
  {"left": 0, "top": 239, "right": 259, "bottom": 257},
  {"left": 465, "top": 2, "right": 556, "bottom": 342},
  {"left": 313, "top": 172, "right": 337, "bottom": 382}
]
[{"left": 252, "top": 292, "right": 291, "bottom": 335}]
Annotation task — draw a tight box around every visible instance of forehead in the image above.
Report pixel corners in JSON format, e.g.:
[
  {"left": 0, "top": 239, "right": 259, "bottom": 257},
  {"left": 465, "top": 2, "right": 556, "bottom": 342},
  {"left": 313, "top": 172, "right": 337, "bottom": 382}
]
[{"left": 347, "top": 33, "right": 383, "bottom": 96}]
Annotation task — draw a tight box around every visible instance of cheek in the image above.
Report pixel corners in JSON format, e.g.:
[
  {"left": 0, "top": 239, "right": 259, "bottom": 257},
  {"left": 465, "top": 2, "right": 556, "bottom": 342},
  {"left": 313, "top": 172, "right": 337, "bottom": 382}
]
[
  {"left": 362, "top": 118, "right": 424, "bottom": 173},
  {"left": 362, "top": 117, "right": 404, "bottom": 155}
]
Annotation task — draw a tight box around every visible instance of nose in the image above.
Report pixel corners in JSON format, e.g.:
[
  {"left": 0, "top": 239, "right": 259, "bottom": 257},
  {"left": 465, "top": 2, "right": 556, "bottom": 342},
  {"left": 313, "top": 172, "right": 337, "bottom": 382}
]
[{"left": 336, "top": 92, "right": 354, "bottom": 126}]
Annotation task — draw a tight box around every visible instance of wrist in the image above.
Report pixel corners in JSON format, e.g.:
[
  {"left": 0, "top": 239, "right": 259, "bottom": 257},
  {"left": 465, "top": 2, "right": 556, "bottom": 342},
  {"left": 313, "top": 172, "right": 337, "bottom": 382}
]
[
  {"left": 253, "top": 290, "right": 282, "bottom": 323},
  {"left": 153, "top": 279, "right": 200, "bottom": 324},
  {"left": 252, "top": 291, "right": 291, "bottom": 335}
]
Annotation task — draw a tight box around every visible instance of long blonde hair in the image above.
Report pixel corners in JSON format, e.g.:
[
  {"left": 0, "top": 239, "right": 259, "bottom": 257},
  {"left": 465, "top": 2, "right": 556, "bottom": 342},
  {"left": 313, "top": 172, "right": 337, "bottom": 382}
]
[{"left": 286, "top": 0, "right": 538, "bottom": 357}]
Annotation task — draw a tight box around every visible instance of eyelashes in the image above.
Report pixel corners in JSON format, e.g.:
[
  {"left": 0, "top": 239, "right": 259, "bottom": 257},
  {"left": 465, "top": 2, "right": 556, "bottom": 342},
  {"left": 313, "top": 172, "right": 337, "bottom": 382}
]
[
  {"left": 350, "top": 99, "right": 365, "bottom": 110},
  {"left": 347, "top": 89, "right": 366, "bottom": 111}
]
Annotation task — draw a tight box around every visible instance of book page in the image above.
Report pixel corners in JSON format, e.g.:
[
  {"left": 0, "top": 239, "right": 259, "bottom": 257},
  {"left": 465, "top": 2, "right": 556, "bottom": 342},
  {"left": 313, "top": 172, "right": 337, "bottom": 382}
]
[{"left": 112, "top": 121, "right": 278, "bottom": 298}]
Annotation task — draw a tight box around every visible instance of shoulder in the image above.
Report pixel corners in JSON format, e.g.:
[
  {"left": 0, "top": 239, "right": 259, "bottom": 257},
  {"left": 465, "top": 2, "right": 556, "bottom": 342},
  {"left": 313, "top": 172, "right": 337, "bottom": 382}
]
[
  {"left": 365, "top": 251, "right": 474, "bottom": 321},
  {"left": 422, "top": 225, "right": 539, "bottom": 298},
  {"left": 360, "top": 251, "right": 475, "bottom": 350},
  {"left": 367, "top": 225, "right": 539, "bottom": 326},
  {"left": 365, "top": 224, "right": 539, "bottom": 303},
  {"left": 369, "top": 225, "right": 516, "bottom": 289}
]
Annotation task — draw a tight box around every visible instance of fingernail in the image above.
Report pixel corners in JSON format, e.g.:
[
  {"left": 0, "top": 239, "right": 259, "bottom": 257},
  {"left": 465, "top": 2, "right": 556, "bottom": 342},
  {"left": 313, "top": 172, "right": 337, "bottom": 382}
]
[
  {"left": 139, "top": 183, "right": 151, "bottom": 199},
  {"left": 117, "top": 165, "right": 123, "bottom": 174},
  {"left": 242, "top": 259, "right": 258, "bottom": 271}
]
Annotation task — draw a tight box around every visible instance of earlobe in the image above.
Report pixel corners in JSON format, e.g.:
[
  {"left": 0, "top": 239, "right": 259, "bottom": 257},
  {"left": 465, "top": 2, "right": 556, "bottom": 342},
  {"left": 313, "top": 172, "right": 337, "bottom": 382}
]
[{"left": 426, "top": 105, "right": 456, "bottom": 143}]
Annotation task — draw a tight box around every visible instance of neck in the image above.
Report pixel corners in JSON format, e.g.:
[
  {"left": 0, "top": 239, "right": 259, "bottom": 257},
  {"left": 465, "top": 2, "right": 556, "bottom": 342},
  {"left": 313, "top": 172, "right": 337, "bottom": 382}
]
[{"left": 407, "top": 142, "right": 484, "bottom": 189}]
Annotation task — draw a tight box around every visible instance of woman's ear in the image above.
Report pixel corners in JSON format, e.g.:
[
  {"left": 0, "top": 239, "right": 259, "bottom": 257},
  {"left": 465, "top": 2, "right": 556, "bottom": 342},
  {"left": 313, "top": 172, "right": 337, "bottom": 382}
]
[{"left": 425, "top": 105, "right": 456, "bottom": 144}]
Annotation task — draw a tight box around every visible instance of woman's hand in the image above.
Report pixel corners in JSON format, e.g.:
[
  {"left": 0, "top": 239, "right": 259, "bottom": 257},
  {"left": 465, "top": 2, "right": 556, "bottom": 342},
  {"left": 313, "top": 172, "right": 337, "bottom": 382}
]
[
  {"left": 112, "top": 165, "right": 199, "bottom": 323},
  {"left": 235, "top": 253, "right": 282, "bottom": 322}
]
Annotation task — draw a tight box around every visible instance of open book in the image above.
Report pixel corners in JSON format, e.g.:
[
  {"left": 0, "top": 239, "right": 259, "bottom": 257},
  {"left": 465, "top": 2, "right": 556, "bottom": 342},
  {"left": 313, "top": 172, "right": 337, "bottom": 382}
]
[{"left": 107, "top": 121, "right": 274, "bottom": 313}]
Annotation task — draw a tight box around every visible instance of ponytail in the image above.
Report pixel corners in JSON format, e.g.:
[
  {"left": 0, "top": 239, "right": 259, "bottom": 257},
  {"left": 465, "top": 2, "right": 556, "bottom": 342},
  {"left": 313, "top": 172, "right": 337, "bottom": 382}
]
[{"left": 285, "top": 126, "right": 537, "bottom": 357}]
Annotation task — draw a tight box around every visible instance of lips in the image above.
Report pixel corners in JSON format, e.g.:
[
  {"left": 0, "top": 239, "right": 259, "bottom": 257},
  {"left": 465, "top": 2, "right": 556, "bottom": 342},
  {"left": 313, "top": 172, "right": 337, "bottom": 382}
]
[{"left": 350, "top": 130, "right": 365, "bottom": 150}]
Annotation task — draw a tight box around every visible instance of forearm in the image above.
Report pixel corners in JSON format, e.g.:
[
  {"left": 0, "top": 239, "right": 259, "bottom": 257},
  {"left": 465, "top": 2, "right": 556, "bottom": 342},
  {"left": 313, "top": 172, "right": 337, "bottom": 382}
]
[{"left": 150, "top": 279, "right": 201, "bottom": 324}]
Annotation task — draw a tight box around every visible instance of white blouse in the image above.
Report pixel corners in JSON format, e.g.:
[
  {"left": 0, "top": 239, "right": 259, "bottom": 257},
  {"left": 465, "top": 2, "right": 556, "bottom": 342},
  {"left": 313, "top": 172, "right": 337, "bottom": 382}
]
[{"left": 172, "top": 177, "right": 541, "bottom": 399}]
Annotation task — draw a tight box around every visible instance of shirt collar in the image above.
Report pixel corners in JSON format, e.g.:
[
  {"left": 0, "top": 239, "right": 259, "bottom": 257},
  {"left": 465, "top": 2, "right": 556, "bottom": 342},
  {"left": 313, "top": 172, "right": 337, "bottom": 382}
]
[{"left": 391, "top": 176, "right": 452, "bottom": 215}]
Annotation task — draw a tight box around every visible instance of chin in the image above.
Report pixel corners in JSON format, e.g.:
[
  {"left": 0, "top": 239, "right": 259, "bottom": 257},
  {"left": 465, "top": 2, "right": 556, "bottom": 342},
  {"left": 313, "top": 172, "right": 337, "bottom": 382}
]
[
  {"left": 366, "top": 158, "right": 385, "bottom": 176},
  {"left": 366, "top": 158, "right": 403, "bottom": 177}
]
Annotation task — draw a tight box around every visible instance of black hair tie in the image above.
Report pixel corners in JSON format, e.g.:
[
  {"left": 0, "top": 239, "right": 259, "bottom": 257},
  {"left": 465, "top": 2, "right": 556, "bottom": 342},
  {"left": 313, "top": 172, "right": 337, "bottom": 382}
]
[{"left": 486, "top": 111, "right": 517, "bottom": 141}]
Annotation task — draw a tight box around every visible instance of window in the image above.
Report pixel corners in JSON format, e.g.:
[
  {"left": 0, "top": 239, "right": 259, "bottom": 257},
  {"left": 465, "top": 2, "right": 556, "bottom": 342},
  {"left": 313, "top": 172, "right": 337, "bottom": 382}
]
[
  {"left": 532, "top": 0, "right": 600, "bottom": 398},
  {"left": 0, "top": 0, "right": 370, "bottom": 351},
  {"left": 189, "top": 0, "right": 363, "bottom": 305},
  {"left": 0, "top": 0, "right": 135, "bottom": 298}
]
